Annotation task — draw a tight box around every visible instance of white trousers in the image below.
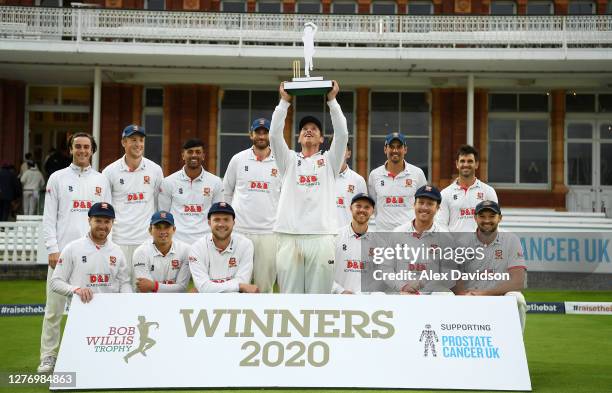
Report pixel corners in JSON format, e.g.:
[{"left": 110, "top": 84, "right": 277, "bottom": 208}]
[
  {"left": 39, "top": 266, "right": 66, "bottom": 360},
  {"left": 120, "top": 244, "right": 139, "bottom": 289},
  {"left": 276, "top": 234, "right": 335, "bottom": 294},
  {"left": 242, "top": 233, "right": 278, "bottom": 293},
  {"left": 23, "top": 191, "right": 39, "bottom": 215}
]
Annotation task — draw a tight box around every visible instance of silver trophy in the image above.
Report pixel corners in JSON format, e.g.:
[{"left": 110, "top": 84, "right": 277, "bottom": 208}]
[{"left": 284, "top": 22, "right": 333, "bottom": 96}]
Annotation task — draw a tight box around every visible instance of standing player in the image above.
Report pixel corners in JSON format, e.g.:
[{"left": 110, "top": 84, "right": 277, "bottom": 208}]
[
  {"left": 189, "top": 202, "right": 258, "bottom": 293},
  {"left": 368, "top": 132, "right": 427, "bottom": 231},
  {"left": 333, "top": 193, "right": 385, "bottom": 294},
  {"left": 455, "top": 200, "right": 527, "bottom": 332},
  {"left": 38, "top": 133, "right": 111, "bottom": 373},
  {"left": 436, "top": 145, "right": 498, "bottom": 232},
  {"left": 159, "top": 139, "right": 223, "bottom": 244},
  {"left": 271, "top": 80, "right": 348, "bottom": 294},
  {"left": 132, "top": 211, "right": 191, "bottom": 293},
  {"left": 335, "top": 143, "right": 367, "bottom": 229},
  {"left": 223, "top": 118, "right": 282, "bottom": 293},
  {"left": 51, "top": 202, "right": 132, "bottom": 301},
  {"left": 102, "top": 125, "right": 164, "bottom": 272}
]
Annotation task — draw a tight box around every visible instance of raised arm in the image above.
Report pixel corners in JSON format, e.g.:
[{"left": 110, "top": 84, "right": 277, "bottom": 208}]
[
  {"left": 270, "top": 83, "right": 295, "bottom": 174},
  {"left": 326, "top": 81, "right": 349, "bottom": 177}
]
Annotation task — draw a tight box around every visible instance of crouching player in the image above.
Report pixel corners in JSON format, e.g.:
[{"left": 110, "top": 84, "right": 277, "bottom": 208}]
[
  {"left": 455, "top": 200, "right": 527, "bottom": 332},
  {"left": 51, "top": 202, "right": 132, "bottom": 303},
  {"left": 132, "top": 211, "right": 191, "bottom": 293},
  {"left": 189, "top": 202, "right": 259, "bottom": 293}
]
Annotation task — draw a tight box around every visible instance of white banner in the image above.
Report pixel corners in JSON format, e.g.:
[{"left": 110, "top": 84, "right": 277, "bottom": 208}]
[
  {"left": 53, "top": 294, "right": 531, "bottom": 391},
  {"left": 565, "top": 302, "right": 612, "bottom": 315}
]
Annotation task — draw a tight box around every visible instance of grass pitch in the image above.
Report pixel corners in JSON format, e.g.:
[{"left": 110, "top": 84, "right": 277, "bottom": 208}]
[{"left": 0, "top": 281, "right": 610, "bottom": 393}]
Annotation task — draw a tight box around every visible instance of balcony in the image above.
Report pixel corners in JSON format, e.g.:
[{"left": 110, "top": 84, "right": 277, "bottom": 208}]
[{"left": 1, "top": 5, "right": 611, "bottom": 76}]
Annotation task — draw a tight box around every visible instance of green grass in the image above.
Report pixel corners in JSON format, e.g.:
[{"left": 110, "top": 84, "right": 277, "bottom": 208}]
[{"left": 0, "top": 281, "right": 611, "bottom": 393}]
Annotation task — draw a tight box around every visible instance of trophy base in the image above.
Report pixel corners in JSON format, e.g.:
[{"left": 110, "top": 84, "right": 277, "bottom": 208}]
[{"left": 285, "top": 78, "right": 333, "bottom": 96}]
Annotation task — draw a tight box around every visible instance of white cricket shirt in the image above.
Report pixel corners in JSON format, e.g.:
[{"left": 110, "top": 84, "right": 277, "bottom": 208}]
[
  {"left": 132, "top": 239, "right": 191, "bottom": 293},
  {"left": 334, "top": 166, "right": 367, "bottom": 230},
  {"left": 436, "top": 178, "right": 498, "bottom": 233}
]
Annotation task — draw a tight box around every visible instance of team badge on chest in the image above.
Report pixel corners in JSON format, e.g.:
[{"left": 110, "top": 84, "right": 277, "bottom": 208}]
[
  {"left": 95, "top": 186, "right": 102, "bottom": 196},
  {"left": 109, "top": 256, "right": 116, "bottom": 266},
  {"left": 317, "top": 158, "right": 325, "bottom": 168},
  {"left": 271, "top": 168, "right": 278, "bottom": 177},
  {"left": 347, "top": 184, "right": 355, "bottom": 193},
  {"left": 228, "top": 257, "right": 237, "bottom": 268},
  {"left": 144, "top": 176, "right": 150, "bottom": 185},
  {"left": 405, "top": 179, "right": 413, "bottom": 187},
  {"left": 203, "top": 187, "right": 211, "bottom": 197}
]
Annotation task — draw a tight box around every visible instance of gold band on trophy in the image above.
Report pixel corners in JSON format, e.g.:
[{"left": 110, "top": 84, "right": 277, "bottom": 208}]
[{"left": 292, "top": 60, "right": 301, "bottom": 79}]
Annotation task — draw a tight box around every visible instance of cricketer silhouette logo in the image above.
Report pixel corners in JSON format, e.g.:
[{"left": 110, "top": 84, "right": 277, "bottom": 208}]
[
  {"left": 123, "top": 316, "right": 160, "bottom": 364},
  {"left": 419, "top": 324, "right": 439, "bottom": 357}
]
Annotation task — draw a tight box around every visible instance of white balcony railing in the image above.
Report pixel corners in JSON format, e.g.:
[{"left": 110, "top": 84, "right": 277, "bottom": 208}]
[{"left": 1, "top": 6, "right": 612, "bottom": 48}]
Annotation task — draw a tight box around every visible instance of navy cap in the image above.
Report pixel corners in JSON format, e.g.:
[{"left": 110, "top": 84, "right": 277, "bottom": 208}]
[
  {"left": 151, "top": 210, "right": 174, "bottom": 226},
  {"left": 414, "top": 185, "right": 442, "bottom": 202},
  {"left": 88, "top": 202, "right": 115, "bottom": 219},
  {"left": 351, "top": 193, "right": 375, "bottom": 207},
  {"left": 385, "top": 132, "right": 406, "bottom": 146},
  {"left": 122, "top": 124, "right": 146, "bottom": 138},
  {"left": 475, "top": 200, "right": 502, "bottom": 215},
  {"left": 207, "top": 202, "right": 235, "bottom": 219},
  {"left": 298, "top": 116, "right": 323, "bottom": 133},
  {"left": 250, "top": 118, "right": 271, "bottom": 132}
]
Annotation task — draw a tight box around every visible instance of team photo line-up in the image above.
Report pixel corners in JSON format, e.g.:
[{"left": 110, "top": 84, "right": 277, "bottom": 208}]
[{"left": 37, "top": 81, "right": 527, "bottom": 374}]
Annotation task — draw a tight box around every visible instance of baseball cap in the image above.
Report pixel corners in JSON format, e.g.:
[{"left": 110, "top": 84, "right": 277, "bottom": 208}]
[
  {"left": 207, "top": 202, "right": 236, "bottom": 219},
  {"left": 475, "top": 200, "right": 502, "bottom": 215},
  {"left": 298, "top": 116, "right": 323, "bottom": 133},
  {"left": 88, "top": 202, "right": 115, "bottom": 219},
  {"left": 385, "top": 132, "right": 406, "bottom": 146},
  {"left": 351, "top": 193, "right": 376, "bottom": 207},
  {"left": 151, "top": 210, "right": 174, "bottom": 226},
  {"left": 122, "top": 124, "right": 146, "bottom": 138},
  {"left": 250, "top": 118, "right": 271, "bottom": 132},
  {"left": 414, "top": 185, "right": 442, "bottom": 202}
]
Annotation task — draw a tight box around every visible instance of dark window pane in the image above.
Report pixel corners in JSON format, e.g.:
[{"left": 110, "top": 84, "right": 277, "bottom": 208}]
[
  {"left": 566, "top": 94, "right": 595, "bottom": 112},
  {"left": 406, "top": 138, "right": 429, "bottom": 179},
  {"left": 519, "top": 94, "right": 548, "bottom": 112},
  {"left": 601, "top": 143, "right": 612, "bottom": 186},
  {"left": 369, "top": 138, "right": 387, "bottom": 172},
  {"left": 520, "top": 120, "right": 548, "bottom": 140},
  {"left": 251, "top": 91, "right": 278, "bottom": 122},
  {"left": 325, "top": 91, "right": 354, "bottom": 135},
  {"left": 222, "top": 1, "right": 246, "bottom": 12},
  {"left": 372, "top": 2, "right": 396, "bottom": 14},
  {"left": 40, "top": 0, "right": 61, "bottom": 6},
  {"left": 600, "top": 123, "right": 612, "bottom": 140},
  {"left": 490, "top": 1, "right": 516, "bottom": 14},
  {"left": 145, "top": 89, "right": 163, "bottom": 107},
  {"left": 219, "top": 136, "right": 254, "bottom": 177},
  {"left": 146, "top": 0, "right": 165, "bottom": 10},
  {"left": 144, "top": 113, "right": 163, "bottom": 136},
  {"left": 567, "top": 123, "right": 592, "bottom": 139},
  {"left": 568, "top": 1, "right": 594, "bottom": 14},
  {"left": 489, "top": 94, "right": 517, "bottom": 112},
  {"left": 258, "top": 2, "right": 281, "bottom": 12},
  {"left": 526, "top": 2, "right": 553, "bottom": 14},
  {"left": 220, "top": 90, "right": 249, "bottom": 133},
  {"left": 295, "top": 95, "right": 325, "bottom": 133},
  {"left": 332, "top": 2, "right": 357, "bottom": 14},
  {"left": 488, "top": 141, "right": 516, "bottom": 183},
  {"left": 297, "top": 2, "right": 321, "bottom": 13},
  {"left": 145, "top": 135, "right": 162, "bottom": 166},
  {"left": 408, "top": 2, "right": 433, "bottom": 14},
  {"left": 598, "top": 94, "right": 612, "bottom": 112},
  {"left": 567, "top": 143, "right": 592, "bottom": 185},
  {"left": 370, "top": 92, "right": 399, "bottom": 136},
  {"left": 520, "top": 141, "right": 548, "bottom": 183},
  {"left": 401, "top": 92, "right": 429, "bottom": 112},
  {"left": 489, "top": 119, "right": 516, "bottom": 140},
  {"left": 401, "top": 112, "right": 429, "bottom": 136}
]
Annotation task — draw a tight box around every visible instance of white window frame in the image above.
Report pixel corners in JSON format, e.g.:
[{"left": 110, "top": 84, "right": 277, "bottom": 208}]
[
  {"left": 488, "top": 93, "right": 551, "bottom": 189},
  {"left": 142, "top": 87, "right": 164, "bottom": 166},
  {"left": 568, "top": 1, "right": 596, "bottom": 14},
  {"left": 367, "top": 90, "right": 432, "bottom": 180}
]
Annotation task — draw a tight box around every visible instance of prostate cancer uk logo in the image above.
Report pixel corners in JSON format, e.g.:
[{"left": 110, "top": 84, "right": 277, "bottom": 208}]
[
  {"left": 85, "top": 316, "right": 160, "bottom": 364},
  {"left": 421, "top": 323, "right": 501, "bottom": 360}
]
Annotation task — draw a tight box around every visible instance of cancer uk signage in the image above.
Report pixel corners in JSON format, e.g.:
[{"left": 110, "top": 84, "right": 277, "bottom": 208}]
[{"left": 52, "top": 294, "right": 531, "bottom": 391}]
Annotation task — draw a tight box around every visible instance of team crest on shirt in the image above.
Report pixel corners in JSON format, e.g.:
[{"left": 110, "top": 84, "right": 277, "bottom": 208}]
[
  {"left": 57, "top": 258, "right": 63, "bottom": 265},
  {"left": 405, "top": 179, "right": 413, "bottom": 187},
  {"left": 171, "top": 259, "right": 180, "bottom": 269},
  {"left": 271, "top": 168, "right": 278, "bottom": 177},
  {"left": 347, "top": 184, "right": 355, "bottom": 193},
  {"left": 337, "top": 197, "right": 344, "bottom": 206},
  {"left": 144, "top": 176, "right": 150, "bottom": 185},
  {"left": 95, "top": 186, "right": 102, "bottom": 196},
  {"left": 317, "top": 159, "right": 325, "bottom": 168},
  {"left": 477, "top": 192, "right": 484, "bottom": 200},
  {"left": 203, "top": 187, "right": 211, "bottom": 197},
  {"left": 109, "top": 256, "right": 116, "bottom": 266},
  {"left": 228, "top": 257, "right": 237, "bottom": 268},
  {"left": 495, "top": 250, "right": 503, "bottom": 259}
]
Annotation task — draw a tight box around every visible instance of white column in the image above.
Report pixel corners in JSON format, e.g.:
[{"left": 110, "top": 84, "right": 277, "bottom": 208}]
[
  {"left": 92, "top": 66, "right": 102, "bottom": 170},
  {"left": 467, "top": 74, "right": 474, "bottom": 146}
]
